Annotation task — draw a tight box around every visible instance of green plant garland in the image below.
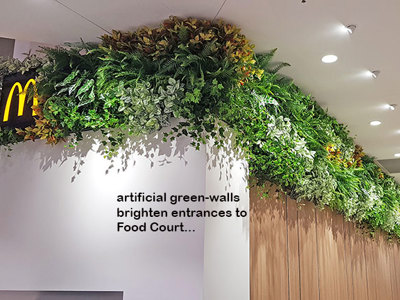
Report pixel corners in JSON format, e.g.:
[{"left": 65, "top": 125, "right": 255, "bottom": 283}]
[{"left": 1, "top": 16, "right": 400, "bottom": 239}]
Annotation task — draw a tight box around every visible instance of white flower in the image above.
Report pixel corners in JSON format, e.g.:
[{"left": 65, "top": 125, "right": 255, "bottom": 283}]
[{"left": 251, "top": 91, "right": 279, "bottom": 106}]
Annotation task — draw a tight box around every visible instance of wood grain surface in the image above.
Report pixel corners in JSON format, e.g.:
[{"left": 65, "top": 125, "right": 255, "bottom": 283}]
[{"left": 250, "top": 185, "right": 400, "bottom": 300}]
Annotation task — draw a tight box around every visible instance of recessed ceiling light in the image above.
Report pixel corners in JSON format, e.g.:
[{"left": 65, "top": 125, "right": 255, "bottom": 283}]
[
  {"left": 387, "top": 104, "right": 397, "bottom": 111},
  {"left": 370, "top": 120, "right": 382, "bottom": 126},
  {"left": 395, "top": 153, "right": 400, "bottom": 158},
  {"left": 369, "top": 70, "right": 380, "bottom": 78},
  {"left": 322, "top": 55, "right": 338, "bottom": 63},
  {"left": 346, "top": 24, "right": 357, "bottom": 34}
]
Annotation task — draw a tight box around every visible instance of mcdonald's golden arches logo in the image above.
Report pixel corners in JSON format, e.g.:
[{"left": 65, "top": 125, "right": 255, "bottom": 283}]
[{"left": 0, "top": 72, "right": 37, "bottom": 128}]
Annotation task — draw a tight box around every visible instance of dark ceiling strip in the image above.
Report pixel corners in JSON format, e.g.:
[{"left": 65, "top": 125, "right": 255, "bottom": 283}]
[
  {"left": 0, "top": 37, "right": 15, "bottom": 58},
  {"left": 53, "top": 0, "right": 112, "bottom": 34}
]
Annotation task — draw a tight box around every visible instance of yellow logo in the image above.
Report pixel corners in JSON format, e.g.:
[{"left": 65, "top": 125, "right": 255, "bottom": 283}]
[{"left": 2, "top": 79, "right": 38, "bottom": 122}]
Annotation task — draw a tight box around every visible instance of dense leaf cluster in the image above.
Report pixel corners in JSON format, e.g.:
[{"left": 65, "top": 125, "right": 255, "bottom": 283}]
[{"left": 1, "top": 17, "right": 400, "bottom": 238}]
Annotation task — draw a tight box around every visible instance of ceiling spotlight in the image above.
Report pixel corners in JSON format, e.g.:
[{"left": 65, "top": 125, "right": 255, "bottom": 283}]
[
  {"left": 369, "top": 70, "right": 380, "bottom": 78},
  {"left": 395, "top": 153, "right": 400, "bottom": 158},
  {"left": 346, "top": 24, "right": 357, "bottom": 34},
  {"left": 322, "top": 55, "right": 338, "bottom": 63},
  {"left": 388, "top": 104, "right": 397, "bottom": 111},
  {"left": 370, "top": 120, "right": 382, "bottom": 126}
]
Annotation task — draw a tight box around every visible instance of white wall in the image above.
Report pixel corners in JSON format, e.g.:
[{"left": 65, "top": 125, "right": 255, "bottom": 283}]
[
  {"left": 203, "top": 139, "right": 250, "bottom": 300},
  {"left": 13, "top": 40, "right": 52, "bottom": 60},
  {"left": 0, "top": 128, "right": 249, "bottom": 300}
]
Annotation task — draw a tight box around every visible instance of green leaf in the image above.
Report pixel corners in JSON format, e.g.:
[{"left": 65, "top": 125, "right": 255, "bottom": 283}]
[
  {"left": 77, "top": 79, "right": 95, "bottom": 97},
  {"left": 77, "top": 86, "right": 96, "bottom": 107},
  {"left": 68, "top": 77, "right": 84, "bottom": 96},
  {"left": 55, "top": 69, "right": 79, "bottom": 88}
]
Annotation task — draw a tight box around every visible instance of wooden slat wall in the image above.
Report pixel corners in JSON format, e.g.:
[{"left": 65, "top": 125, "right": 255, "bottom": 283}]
[
  {"left": 250, "top": 185, "right": 400, "bottom": 300},
  {"left": 286, "top": 198, "right": 301, "bottom": 300},
  {"left": 347, "top": 221, "right": 369, "bottom": 300},
  {"left": 250, "top": 186, "right": 288, "bottom": 300},
  {"left": 297, "top": 200, "right": 319, "bottom": 300},
  {"left": 392, "top": 243, "right": 400, "bottom": 296}
]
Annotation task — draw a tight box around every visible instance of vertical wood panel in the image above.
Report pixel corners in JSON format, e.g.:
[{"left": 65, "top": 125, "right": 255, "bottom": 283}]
[
  {"left": 286, "top": 196, "right": 301, "bottom": 300},
  {"left": 387, "top": 241, "right": 398, "bottom": 300},
  {"left": 297, "top": 200, "right": 319, "bottom": 300},
  {"left": 375, "top": 233, "right": 393, "bottom": 300},
  {"left": 362, "top": 232, "right": 378, "bottom": 300},
  {"left": 316, "top": 209, "right": 348, "bottom": 300},
  {"left": 250, "top": 187, "right": 267, "bottom": 300},
  {"left": 392, "top": 242, "right": 400, "bottom": 297},
  {"left": 250, "top": 185, "right": 288, "bottom": 300},
  {"left": 250, "top": 184, "right": 400, "bottom": 300},
  {"left": 343, "top": 220, "right": 354, "bottom": 300},
  {"left": 347, "top": 222, "right": 369, "bottom": 300}
]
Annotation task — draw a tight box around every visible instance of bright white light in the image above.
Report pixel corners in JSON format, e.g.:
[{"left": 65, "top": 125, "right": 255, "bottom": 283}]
[
  {"left": 370, "top": 121, "right": 382, "bottom": 126},
  {"left": 322, "top": 55, "right": 338, "bottom": 63},
  {"left": 395, "top": 153, "right": 400, "bottom": 158},
  {"left": 387, "top": 104, "right": 397, "bottom": 111},
  {"left": 339, "top": 25, "right": 349, "bottom": 34}
]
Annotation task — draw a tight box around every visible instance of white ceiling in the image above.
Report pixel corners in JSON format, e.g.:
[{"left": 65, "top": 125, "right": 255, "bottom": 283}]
[{"left": 1, "top": 0, "right": 400, "bottom": 178}]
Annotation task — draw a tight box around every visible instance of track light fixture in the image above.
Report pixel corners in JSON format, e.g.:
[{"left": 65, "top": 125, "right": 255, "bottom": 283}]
[
  {"left": 370, "top": 70, "right": 380, "bottom": 78},
  {"left": 346, "top": 24, "right": 357, "bottom": 34}
]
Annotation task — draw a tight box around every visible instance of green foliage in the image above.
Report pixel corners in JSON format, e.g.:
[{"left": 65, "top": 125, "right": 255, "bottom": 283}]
[
  {"left": 295, "top": 158, "right": 337, "bottom": 206},
  {"left": 0, "top": 127, "right": 23, "bottom": 149},
  {"left": 34, "top": 44, "right": 100, "bottom": 140},
  {"left": 100, "top": 16, "right": 262, "bottom": 81},
  {"left": 1, "top": 17, "right": 400, "bottom": 240},
  {"left": 0, "top": 54, "right": 43, "bottom": 91}
]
